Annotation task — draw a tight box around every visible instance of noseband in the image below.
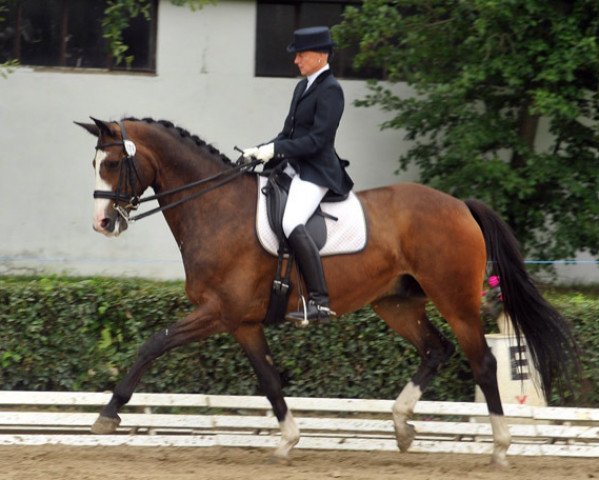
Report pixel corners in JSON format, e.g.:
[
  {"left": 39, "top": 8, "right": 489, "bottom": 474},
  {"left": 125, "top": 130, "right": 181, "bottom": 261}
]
[{"left": 93, "top": 121, "right": 261, "bottom": 225}]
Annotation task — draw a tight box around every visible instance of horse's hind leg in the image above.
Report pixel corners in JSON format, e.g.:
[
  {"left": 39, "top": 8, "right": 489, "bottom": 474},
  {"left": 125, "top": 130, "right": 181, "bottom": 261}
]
[
  {"left": 430, "top": 289, "right": 511, "bottom": 466},
  {"left": 91, "top": 304, "right": 223, "bottom": 434},
  {"left": 233, "top": 323, "right": 299, "bottom": 462},
  {"left": 450, "top": 318, "right": 511, "bottom": 466},
  {"left": 372, "top": 296, "right": 455, "bottom": 453}
]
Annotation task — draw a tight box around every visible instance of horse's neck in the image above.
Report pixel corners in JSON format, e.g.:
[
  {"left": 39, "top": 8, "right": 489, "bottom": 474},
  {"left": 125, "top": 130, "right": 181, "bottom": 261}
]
[
  {"left": 153, "top": 149, "right": 225, "bottom": 194},
  {"left": 157, "top": 159, "right": 256, "bottom": 283},
  {"left": 152, "top": 149, "right": 239, "bottom": 244}
]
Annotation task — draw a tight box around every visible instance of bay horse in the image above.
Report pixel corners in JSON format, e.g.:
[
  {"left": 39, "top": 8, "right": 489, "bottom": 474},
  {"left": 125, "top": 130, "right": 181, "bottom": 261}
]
[{"left": 76, "top": 117, "right": 578, "bottom": 466}]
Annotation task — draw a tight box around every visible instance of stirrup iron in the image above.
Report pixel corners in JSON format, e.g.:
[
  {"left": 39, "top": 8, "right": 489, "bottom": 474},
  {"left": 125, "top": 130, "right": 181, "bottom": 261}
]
[
  {"left": 287, "top": 295, "right": 336, "bottom": 327},
  {"left": 293, "top": 295, "right": 310, "bottom": 328}
]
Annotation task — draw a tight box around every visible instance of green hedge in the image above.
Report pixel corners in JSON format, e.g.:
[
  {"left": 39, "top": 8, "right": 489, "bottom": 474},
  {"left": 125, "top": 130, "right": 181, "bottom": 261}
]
[{"left": 1, "top": 276, "right": 597, "bottom": 406}]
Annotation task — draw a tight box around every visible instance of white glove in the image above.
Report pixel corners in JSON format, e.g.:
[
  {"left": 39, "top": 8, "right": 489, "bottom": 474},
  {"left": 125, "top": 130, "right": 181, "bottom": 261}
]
[
  {"left": 242, "top": 146, "right": 259, "bottom": 158},
  {"left": 255, "top": 143, "right": 274, "bottom": 161}
]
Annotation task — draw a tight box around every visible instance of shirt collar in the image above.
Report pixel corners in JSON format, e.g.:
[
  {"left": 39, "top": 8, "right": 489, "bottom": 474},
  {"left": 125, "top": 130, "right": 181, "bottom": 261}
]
[{"left": 305, "top": 63, "right": 330, "bottom": 90}]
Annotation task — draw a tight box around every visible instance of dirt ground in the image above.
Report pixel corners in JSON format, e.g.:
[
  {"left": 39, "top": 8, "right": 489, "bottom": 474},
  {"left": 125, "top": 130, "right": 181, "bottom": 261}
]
[{"left": 0, "top": 445, "right": 597, "bottom": 480}]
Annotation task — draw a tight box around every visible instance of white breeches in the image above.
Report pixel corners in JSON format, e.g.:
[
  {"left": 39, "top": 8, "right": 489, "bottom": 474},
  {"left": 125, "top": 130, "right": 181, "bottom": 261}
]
[{"left": 282, "top": 165, "right": 328, "bottom": 238}]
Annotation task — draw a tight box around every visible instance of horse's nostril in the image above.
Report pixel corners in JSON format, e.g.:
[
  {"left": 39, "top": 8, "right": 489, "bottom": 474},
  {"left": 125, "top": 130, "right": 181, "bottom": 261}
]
[{"left": 100, "top": 218, "right": 112, "bottom": 230}]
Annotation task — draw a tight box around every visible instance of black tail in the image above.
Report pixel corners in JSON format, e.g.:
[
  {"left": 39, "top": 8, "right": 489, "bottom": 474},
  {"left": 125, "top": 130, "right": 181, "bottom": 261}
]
[{"left": 465, "top": 199, "right": 579, "bottom": 401}]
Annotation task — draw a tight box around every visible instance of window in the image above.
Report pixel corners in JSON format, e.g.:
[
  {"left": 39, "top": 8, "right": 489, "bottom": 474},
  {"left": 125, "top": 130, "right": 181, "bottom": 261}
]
[
  {"left": 256, "top": 0, "right": 380, "bottom": 80},
  {"left": 0, "top": 0, "right": 157, "bottom": 72}
]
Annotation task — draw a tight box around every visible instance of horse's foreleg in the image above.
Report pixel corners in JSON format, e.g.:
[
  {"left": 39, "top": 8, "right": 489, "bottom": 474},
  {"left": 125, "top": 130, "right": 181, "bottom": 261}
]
[
  {"left": 92, "top": 305, "right": 223, "bottom": 434},
  {"left": 373, "top": 297, "right": 454, "bottom": 452},
  {"left": 233, "top": 323, "right": 299, "bottom": 462}
]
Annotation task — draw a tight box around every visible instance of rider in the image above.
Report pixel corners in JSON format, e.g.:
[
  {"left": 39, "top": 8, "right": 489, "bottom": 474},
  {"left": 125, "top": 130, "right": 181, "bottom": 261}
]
[{"left": 243, "top": 26, "right": 354, "bottom": 324}]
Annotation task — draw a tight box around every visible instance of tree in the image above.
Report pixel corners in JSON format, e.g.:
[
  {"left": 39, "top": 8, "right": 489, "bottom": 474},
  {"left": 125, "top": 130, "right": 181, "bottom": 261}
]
[
  {"left": 334, "top": 0, "right": 599, "bottom": 261},
  {"left": 0, "top": 0, "right": 16, "bottom": 77}
]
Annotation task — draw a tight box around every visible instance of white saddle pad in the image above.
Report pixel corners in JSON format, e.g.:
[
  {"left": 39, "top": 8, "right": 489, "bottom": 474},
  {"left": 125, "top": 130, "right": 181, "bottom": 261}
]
[{"left": 256, "top": 176, "right": 367, "bottom": 257}]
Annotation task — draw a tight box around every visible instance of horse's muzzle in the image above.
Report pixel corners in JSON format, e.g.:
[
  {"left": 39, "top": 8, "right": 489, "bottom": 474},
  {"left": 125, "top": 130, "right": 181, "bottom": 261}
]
[{"left": 93, "top": 212, "right": 128, "bottom": 237}]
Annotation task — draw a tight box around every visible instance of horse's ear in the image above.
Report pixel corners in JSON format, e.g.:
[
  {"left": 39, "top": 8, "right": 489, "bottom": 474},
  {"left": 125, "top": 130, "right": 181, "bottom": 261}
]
[
  {"left": 91, "top": 117, "right": 115, "bottom": 137},
  {"left": 74, "top": 121, "right": 100, "bottom": 137},
  {"left": 74, "top": 117, "right": 114, "bottom": 138}
]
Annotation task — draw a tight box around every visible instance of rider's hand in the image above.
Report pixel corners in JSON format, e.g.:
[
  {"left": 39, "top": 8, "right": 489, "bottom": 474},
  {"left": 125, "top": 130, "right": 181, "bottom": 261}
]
[
  {"left": 242, "top": 146, "right": 259, "bottom": 158},
  {"left": 255, "top": 143, "right": 274, "bottom": 161}
]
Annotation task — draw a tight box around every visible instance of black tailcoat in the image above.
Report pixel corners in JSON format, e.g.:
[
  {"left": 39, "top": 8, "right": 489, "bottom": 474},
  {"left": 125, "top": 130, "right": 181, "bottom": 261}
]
[{"left": 267, "top": 70, "right": 354, "bottom": 195}]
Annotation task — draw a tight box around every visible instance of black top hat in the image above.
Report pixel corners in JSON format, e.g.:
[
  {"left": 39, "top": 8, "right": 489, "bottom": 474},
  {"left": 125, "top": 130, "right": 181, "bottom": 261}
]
[{"left": 287, "top": 26, "right": 335, "bottom": 53}]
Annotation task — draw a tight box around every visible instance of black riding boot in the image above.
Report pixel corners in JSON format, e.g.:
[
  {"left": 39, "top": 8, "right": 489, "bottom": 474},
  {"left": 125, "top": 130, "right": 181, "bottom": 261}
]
[{"left": 285, "top": 225, "right": 334, "bottom": 324}]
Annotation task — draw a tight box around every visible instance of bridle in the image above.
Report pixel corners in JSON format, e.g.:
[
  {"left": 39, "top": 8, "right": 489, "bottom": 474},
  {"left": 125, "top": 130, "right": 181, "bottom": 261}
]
[
  {"left": 93, "top": 121, "right": 261, "bottom": 225},
  {"left": 93, "top": 121, "right": 145, "bottom": 222}
]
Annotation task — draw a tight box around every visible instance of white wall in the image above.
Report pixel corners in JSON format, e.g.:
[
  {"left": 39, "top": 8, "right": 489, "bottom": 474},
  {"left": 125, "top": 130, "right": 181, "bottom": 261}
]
[
  {"left": 0, "top": 1, "right": 414, "bottom": 280},
  {"left": 1, "top": 1, "right": 595, "bottom": 283}
]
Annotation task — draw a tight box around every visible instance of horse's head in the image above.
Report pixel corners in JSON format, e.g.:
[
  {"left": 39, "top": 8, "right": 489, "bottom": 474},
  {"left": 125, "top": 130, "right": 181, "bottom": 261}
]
[{"left": 76, "top": 118, "right": 153, "bottom": 237}]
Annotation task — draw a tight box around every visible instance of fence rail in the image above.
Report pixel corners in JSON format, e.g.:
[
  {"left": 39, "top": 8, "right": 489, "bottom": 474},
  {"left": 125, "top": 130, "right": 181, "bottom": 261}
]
[{"left": 0, "top": 391, "right": 597, "bottom": 458}]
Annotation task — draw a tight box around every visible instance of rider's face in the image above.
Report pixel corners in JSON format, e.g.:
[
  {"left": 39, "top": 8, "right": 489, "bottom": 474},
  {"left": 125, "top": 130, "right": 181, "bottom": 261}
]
[{"left": 294, "top": 51, "right": 328, "bottom": 77}]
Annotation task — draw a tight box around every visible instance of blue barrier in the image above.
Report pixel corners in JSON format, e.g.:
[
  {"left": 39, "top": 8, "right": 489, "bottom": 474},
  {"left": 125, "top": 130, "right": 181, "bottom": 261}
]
[{"left": 524, "top": 260, "right": 599, "bottom": 265}]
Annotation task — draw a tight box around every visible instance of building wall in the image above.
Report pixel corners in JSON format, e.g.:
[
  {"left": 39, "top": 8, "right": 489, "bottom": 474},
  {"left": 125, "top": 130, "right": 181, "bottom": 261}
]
[
  {"left": 0, "top": 1, "right": 595, "bottom": 283},
  {"left": 0, "top": 1, "right": 415, "bottom": 280}
]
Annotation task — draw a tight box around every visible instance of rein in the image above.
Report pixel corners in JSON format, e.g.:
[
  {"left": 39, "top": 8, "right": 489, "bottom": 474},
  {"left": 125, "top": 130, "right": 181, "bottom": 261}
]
[{"left": 93, "top": 121, "right": 261, "bottom": 224}]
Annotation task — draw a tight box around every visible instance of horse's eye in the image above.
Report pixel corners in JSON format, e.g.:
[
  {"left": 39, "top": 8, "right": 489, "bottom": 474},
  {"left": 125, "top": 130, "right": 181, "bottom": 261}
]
[{"left": 103, "top": 160, "right": 120, "bottom": 171}]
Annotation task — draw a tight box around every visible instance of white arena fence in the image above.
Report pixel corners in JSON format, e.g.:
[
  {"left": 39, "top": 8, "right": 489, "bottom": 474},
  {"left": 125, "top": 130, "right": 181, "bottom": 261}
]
[{"left": 0, "top": 391, "right": 597, "bottom": 458}]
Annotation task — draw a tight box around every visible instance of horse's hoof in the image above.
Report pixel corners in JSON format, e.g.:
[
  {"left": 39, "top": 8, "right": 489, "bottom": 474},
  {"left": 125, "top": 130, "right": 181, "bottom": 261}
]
[
  {"left": 490, "top": 454, "right": 510, "bottom": 468},
  {"left": 272, "top": 440, "right": 297, "bottom": 464},
  {"left": 269, "top": 452, "right": 292, "bottom": 466},
  {"left": 271, "top": 435, "right": 299, "bottom": 465},
  {"left": 91, "top": 415, "right": 121, "bottom": 434},
  {"left": 395, "top": 422, "right": 416, "bottom": 452}
]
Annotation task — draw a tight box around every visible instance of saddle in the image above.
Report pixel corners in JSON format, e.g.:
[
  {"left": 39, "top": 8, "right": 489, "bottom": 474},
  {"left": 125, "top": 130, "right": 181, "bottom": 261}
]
[
  {"left": 261, "top": 165, "right": 347, "bottom": 250},
  {"left": 260, "top": 164, "right": 347, "bottom": 326}
]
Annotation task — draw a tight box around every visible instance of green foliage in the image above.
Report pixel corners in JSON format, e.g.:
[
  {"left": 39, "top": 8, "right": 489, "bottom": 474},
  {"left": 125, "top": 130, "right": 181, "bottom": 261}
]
[
  {"left": 169, "top": 0, "right": 216, "bottom": 10},
  {"left": 102, "top": 0, "right": 153, "bottom": 67},
  {"left": 0, "top": 58, "right": 17, "bottom": 78},
  {"left": 541, "top": 288, "right": 599, "bottom": 406},
  {"left": 0, "top": 0, "right": 17, "bottom": 77},
  {"left": 103, "top": 0, "right": 215, "bottom": 66},
  {"left": 1, "top": 276, "right": 598, "bottom": 406},
  {"left": 334, "top": 0, "right": 599, "bottom": 261}
]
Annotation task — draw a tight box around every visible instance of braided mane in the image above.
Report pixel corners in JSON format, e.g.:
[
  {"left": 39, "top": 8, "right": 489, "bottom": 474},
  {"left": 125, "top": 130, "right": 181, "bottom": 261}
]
[{"left": 123, "top": 117, "right": 234, "bottom": 166}]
